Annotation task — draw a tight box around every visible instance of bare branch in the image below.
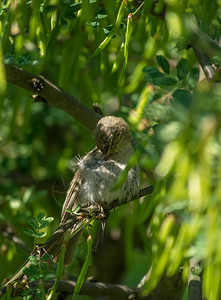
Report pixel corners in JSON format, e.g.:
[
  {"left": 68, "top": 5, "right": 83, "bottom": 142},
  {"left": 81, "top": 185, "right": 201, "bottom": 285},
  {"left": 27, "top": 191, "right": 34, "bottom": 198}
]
[
  {"left": 5, "top": 64, "right": 101, "bottom": 131},
  {"left": 3, "top": 279, "right": 137, "bottom": 299}
]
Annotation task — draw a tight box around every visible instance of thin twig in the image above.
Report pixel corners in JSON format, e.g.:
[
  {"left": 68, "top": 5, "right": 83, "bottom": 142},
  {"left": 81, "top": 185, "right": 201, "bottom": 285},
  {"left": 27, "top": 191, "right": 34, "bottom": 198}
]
[{"left": 1, "top": 225, "right": 31, "bottom": 253}]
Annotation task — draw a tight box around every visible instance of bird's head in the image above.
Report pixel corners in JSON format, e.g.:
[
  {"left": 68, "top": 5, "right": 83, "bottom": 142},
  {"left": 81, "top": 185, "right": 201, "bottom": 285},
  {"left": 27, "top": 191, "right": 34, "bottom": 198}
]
[{"left": 94, "top": 116, "right": 132, "bottom": 157}]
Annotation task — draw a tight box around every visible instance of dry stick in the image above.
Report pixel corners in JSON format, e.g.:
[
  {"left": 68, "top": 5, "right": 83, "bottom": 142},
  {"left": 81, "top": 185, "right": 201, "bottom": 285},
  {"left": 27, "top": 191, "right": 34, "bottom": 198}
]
[
  {"left": 5, "top": 64, "right": 101, "bottom": 131},
  {"left": 0, "top": 186, "right": 153, "bottom": 298}
]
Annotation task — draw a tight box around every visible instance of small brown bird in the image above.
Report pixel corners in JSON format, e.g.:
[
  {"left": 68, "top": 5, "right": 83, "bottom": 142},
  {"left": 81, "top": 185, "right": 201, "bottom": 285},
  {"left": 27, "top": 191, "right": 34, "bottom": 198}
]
[
  {"left": 4, "top": 116, "right": 140, "bottom": 286},
  {"left": 49, "top": 116, "right": 140, "bottom": 265}
]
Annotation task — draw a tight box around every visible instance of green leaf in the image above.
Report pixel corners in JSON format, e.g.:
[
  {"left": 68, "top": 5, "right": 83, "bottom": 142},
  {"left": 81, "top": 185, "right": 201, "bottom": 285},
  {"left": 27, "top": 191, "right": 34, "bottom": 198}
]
[
  {"left": 23, "top": 265, "right": 40, "bottom": 278},
  {"left": 24, "top": 228, "right": 46, "bottom": 238},
  {"left": 73, "top": 235, "right": 93, "bottom": 298},
  {"left": 70, "top": 3, "right": 82, "bottom": 12},
  {"left": 29, "top": 255, "right": 39, "bottom": 265},
  {"left": 153, "top": 76, "right": 177, "bottom": 86},
  {"left": 119, "top": 13, "right": 134, "bottom": 83},
  {"left": 0, "top": 44, "right": 7, "bottom": 96},
  {"left": 27, "top": 216, "right": 39, "bottom": 230},
  {"left": 59, "top": 16, "right": 69, "bottom": 29},
  {"left": 37, "top": 212, "right": 46, "bottom": 222},
  {"left": 188, "top": 67, "right": 199, "bottom": 89},
  {"left": 23, "top": 228, "right": 36, "bottom": 237},
  {"left": 41, "top": 254, "right": 53, "bottom": 261},
  {"left": 96, "top": 8, "right": 107, "bottom": 19},
  {"left": 39, "top": 217, "right": 54, "bottom": 229},
  {"left": 63, "top": 3, "right": 81, "bottom": 20},
  {"left": 155, "top": 121, "right": 183, "bottom": 143},
  {"left": 150, "top": 17, "right": 159, "bottom": 37},
  {"left": 91, "top": 1, "right": 127, "bottom": 57},
  {"left": 162, "top": 201, "right": 188, "bottom": 214},
  {"left": 176, "top": 38, "right": 188, "bottom": 51},
  {"left": 34, "top": 232, "right": 47, "bottom": 238},
  {"left": 142, "top": 66, "right": 164, "bottom": 79},
  {"left": 47, "top": 246, "right": 66, "bottom": 300},
  {"left": 177, "top": 58, "right": 189, "bottom": 80},
  {"left": 172, "top": 89, "right": 192, "bottom": 108},
  {"left": 66, "top": 208, "right": 74, "bottom": 214},
  {"left": 143, "top": 66, "right": 166, "bottom": 84},
  {"left": 156, "top": 55, "right": 170, "bottom": 74},
  {"left": 74, "top": 204, "right": 82, "bottom": 213}
]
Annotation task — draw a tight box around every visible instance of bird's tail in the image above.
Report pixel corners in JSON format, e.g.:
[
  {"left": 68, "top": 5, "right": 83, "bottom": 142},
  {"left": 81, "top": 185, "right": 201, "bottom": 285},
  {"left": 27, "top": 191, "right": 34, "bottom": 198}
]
[{"left": 2, "top": 216, "right": 85, "bottom": 290}]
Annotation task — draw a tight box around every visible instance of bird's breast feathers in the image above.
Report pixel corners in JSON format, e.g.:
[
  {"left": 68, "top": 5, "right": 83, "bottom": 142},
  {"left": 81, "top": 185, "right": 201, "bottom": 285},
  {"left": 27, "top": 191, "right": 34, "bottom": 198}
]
[{"left": 76, "top": 155, "right": 139, "bottom": 204}]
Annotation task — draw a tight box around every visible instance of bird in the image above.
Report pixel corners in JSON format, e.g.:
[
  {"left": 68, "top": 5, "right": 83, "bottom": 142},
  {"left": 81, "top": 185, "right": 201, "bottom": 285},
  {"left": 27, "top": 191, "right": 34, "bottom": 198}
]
[
  {"left": 48, "top": 115, "right": 140, "bottom": 265},
  {"left": 3, "top": 116, "right": 140, "bottom": 287}
]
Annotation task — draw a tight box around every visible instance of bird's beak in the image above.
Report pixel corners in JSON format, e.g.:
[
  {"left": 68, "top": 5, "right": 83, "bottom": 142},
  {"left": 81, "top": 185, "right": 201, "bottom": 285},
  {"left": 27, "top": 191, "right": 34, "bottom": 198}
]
[{"left": 106, "top": 136, "right": 114, "bottom": 157}]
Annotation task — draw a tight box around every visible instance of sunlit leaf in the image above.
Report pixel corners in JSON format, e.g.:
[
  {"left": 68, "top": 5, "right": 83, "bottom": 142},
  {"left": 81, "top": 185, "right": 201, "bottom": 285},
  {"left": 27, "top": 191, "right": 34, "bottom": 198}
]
[
  {"left": 39, "top": 217, "right": 54, "bottom": 229},
  {"left": 27, "top": 216, "right": 39, "bottom": 230},
  {"left": 91, "top": 1, "right": 127, "bottom": 57},
  {"left": 23, "top": 228, "right": 36, "bottom": 237}
]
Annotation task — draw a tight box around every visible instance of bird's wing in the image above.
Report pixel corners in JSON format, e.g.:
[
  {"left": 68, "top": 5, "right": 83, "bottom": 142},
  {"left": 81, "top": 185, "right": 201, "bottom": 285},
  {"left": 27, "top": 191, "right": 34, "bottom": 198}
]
[{"left": 60, "top": 168, "right": 83, "bottom": 224}]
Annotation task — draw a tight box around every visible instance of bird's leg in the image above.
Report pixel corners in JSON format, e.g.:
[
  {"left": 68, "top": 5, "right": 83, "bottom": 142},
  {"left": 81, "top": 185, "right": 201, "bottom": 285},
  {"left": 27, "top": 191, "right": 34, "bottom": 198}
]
[{"left": 94, "top": 202, "right": 110, "bottom": 221}]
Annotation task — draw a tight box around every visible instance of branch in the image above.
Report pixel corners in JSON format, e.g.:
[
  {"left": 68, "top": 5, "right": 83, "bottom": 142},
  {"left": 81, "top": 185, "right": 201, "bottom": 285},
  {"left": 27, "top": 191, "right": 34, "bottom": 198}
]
[
  {"left": 0, "top": 185, "right": 154, "bottom": 295},
  {"left": 45, "top": 185, "right": 154, "bottom": 247},
  {"left": 191, "top": 45, "right": 216, "bottom": 79},
  {"left": 2, "top": 279, "right": 138, "bottom": 299},
  {"left": 5, "top": 64, "right": 101, "bottom": 131},
  {"left": 0, "top": 225, "right": 31, "bottom": 253},
  {"left": 188, "top": 258, "right": 202, "bottom": 300}
]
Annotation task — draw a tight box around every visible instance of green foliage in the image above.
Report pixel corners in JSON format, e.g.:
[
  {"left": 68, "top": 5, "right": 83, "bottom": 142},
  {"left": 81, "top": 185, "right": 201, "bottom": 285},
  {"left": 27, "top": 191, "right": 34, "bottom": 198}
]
[
  {"left": 47, "top": 246, "right": 65, "bottom": 300},
  {"left": 156, "top": 55, "right": 170, "bottom": 74},
  {"left": 73, "top": 235, "right": 93, "bottom": 299},
  {"left": 1, "top": 0, "right": 221, "bottom": 299},
  {"left": 21, "top": 252, "right": 55, "bottom": 300},
  {"left": 24, "top": 212, "right": 54, "bottom": 246}
]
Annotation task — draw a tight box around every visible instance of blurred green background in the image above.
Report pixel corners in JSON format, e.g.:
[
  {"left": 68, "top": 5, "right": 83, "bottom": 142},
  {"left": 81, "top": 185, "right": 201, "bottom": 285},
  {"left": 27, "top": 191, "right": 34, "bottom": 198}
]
[{"left": 1, "top": 0, "right": 221, "bottom": 299}]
